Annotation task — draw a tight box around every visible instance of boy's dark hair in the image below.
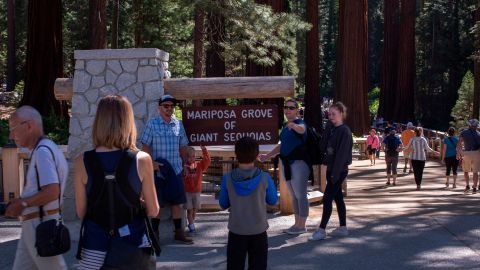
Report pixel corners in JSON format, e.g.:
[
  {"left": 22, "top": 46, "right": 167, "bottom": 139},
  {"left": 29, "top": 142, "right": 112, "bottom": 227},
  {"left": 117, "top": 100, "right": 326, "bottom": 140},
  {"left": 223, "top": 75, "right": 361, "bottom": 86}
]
[
  {"left": 447, "top": 127, "right": 455, "bottom": 137},
  {"left": 235, "top": 137, "right": 259, "bottom": 163}
]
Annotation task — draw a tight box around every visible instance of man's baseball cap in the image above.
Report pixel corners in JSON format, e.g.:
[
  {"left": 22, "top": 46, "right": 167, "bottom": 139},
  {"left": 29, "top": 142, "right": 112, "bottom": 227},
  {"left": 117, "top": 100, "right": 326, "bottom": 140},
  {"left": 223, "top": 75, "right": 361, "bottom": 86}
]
[
  {"left": 406, "top": 122, "right": 414, "bottom": 128},
  {"left": 467, "top": 119, "right": 479, "bottom": 127},
  {"left": 158, "top": 94, "right": 177, "bottom": 105}
]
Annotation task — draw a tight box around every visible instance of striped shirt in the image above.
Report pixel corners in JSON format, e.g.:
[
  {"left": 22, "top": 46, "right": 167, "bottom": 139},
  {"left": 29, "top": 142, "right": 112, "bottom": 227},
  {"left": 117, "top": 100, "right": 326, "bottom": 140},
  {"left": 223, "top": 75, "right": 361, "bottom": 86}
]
[
  {"left": 140, "top": 116, "right": 189, "bottom": 175},
  {"left": 407, "top": 136, "right": 434, "bottom": 161}
]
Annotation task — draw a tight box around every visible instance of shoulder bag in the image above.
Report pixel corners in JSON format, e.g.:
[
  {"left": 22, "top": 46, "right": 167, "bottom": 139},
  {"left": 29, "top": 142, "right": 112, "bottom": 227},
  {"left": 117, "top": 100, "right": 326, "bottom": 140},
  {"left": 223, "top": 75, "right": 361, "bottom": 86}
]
[{"left": 34, "top": 144, "right": 71, "bottom": 257}]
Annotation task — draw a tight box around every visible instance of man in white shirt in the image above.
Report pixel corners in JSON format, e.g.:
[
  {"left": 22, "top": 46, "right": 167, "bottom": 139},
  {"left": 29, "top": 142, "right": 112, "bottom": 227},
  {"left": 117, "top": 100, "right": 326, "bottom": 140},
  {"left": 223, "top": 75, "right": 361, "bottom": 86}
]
[{"left": 6, "top": 106, "right": 68, "bottom": 270}]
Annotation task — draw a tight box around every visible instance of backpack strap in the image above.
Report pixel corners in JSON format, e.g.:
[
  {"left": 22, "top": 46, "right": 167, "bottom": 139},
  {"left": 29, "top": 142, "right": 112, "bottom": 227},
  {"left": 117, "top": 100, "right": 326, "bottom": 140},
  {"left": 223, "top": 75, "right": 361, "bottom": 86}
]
[{"left": 33, "top": 141, "right": 62, "bottom": 222}]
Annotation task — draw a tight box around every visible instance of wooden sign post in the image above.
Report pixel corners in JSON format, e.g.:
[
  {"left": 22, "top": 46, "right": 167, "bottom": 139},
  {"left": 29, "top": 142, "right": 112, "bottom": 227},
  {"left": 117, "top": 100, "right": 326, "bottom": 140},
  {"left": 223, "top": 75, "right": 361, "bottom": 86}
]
[{"left": 182, "top": 105, "right": 279, "bottom": 146}]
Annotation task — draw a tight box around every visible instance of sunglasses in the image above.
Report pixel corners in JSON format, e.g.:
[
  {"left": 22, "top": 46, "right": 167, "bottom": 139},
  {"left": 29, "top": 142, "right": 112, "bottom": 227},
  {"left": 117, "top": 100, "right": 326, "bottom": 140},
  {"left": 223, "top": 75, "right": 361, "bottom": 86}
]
[
  {"left": 160, "top": 104, "right": 175, "bottom": 109},
  {"left": 283, "top": 106, "right": 298, "bottom": 110}
]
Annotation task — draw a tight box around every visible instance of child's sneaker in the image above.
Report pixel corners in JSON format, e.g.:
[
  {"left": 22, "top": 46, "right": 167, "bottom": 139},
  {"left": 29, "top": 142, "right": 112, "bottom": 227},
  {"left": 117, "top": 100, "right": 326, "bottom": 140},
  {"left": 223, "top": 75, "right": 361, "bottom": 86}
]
[
  {"left": 308, "top": 228, "right": 326, "bottom": 241},
  {"left": 329, "top": 226, "right": 349, "bottom": 237},
  {"left": 188, "top": 223, "right": 196, "bottom": 233}
]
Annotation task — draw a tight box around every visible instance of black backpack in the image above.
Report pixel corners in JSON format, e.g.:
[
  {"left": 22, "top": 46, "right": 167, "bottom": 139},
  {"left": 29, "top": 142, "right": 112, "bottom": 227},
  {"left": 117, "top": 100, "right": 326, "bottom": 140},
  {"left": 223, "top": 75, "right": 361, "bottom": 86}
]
[
  {"left": 294, "top": 123, "right": 323, "bottom": 165},
  {"left": 385, "top": 135, "right": 400, "bottom": 155}
]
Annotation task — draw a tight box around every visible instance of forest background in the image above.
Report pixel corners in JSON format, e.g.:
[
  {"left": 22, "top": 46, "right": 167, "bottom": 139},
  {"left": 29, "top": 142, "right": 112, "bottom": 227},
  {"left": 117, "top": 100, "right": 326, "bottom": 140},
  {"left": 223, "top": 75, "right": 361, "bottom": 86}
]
[{"left": 0, "top": 0, "right": 479, "bottom": 142}]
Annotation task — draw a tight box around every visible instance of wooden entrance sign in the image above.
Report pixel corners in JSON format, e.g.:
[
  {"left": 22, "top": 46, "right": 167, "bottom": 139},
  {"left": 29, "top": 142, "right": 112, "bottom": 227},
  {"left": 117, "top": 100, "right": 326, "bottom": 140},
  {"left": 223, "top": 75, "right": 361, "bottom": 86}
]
[
  {"left": 182, "top": 105, "right": 279, "bottom": 146},
  {"left": 55, "top": 74, "right": 296, "bottom": 214}
]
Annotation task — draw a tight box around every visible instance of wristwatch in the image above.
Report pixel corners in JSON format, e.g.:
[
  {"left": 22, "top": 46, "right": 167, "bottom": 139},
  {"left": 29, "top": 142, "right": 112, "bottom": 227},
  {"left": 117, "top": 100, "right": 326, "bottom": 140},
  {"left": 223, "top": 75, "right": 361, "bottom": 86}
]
[{"left": 21, "top": 200, "right": 28, "bottom": 208}]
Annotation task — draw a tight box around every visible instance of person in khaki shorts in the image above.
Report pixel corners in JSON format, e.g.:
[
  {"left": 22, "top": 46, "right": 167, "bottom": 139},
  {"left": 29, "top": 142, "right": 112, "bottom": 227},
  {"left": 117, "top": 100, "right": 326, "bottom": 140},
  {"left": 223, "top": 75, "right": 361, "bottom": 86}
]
[
  {"left": 183, "top": 145, "right": 210, "bottom": 233},
  {"left": 457, "top": 119, "right": 480, "bottom": 193}
]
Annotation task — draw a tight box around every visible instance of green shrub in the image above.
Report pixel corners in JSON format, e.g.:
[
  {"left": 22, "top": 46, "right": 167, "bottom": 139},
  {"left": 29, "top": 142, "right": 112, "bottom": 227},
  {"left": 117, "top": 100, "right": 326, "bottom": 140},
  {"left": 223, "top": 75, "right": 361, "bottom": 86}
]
[{"left": 43, "top": 115, "right": 70, "bottom": 145}]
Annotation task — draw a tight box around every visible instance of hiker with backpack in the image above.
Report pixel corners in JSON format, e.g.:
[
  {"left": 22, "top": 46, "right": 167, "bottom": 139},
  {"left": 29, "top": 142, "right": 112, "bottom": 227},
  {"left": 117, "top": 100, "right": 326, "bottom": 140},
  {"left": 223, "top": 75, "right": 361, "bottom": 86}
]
[
  {"left": 260, "top": 99, "right": 311, "bottom": 235},
  {"left": 74, "top": 95, "right": 159, "bottom": 269},
  {"left": 382, "top": 128, "right": 402, "bottom": 186}
]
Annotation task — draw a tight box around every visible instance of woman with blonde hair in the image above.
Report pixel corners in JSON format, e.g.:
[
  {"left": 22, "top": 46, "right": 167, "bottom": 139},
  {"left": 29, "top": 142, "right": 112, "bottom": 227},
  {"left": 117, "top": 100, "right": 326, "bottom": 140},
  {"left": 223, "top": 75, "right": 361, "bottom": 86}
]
[{"left": 74, "top": 95, "right": 159, "bottom": 269}]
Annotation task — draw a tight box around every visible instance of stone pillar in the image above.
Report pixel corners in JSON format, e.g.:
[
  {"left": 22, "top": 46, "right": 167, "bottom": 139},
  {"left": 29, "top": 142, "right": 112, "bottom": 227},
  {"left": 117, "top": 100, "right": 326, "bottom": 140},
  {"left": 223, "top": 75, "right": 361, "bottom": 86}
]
[{"left": 64, "top": 48, "right": 169, "bottom": 220}]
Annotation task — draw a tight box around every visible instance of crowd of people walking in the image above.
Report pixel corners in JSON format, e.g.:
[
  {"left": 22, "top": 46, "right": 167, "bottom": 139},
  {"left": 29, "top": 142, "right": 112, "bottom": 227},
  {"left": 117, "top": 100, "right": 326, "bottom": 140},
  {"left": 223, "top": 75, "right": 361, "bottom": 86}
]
[{"left": 4, "top": 93, "right": 480, "bottom": 270}]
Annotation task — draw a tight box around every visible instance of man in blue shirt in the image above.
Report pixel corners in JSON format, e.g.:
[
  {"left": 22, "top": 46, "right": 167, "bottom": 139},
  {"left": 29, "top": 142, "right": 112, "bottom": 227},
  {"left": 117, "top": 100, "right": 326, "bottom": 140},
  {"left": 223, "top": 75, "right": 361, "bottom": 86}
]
[
  {"left": 140, "top": 94, "right": 192, "bottom": 243},
  {"left": 457, "top": 119, "right": 480, "bottom": 193}
]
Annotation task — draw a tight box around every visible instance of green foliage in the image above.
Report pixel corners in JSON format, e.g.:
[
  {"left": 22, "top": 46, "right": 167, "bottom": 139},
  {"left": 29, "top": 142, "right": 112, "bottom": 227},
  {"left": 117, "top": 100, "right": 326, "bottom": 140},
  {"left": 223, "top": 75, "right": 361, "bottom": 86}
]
[
  {"left": 0, "top": 0, "right": 5, "bottom": 87},
  {"left": 368, "top": 87, "right": 380, "bottom": 115},
  {"left": 0, "top": 119, "right": 9, "bottom": 146},
  {"left": 416, "top": 0, "right": 476, "bottom": 130},
  {"left": 319, "top": 0, "right": 338, "bottom": 97},
  {"left": 450, "top": 71, "right": 474, "bottom": 130},
  {"left": 42, "top": 115, "right": 70, "bottom": 145}
]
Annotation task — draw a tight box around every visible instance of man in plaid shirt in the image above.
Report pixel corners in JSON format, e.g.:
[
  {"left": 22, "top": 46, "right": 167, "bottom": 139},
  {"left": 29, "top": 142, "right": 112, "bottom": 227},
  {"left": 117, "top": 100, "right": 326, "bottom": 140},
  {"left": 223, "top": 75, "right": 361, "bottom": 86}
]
[{"left": 140, "top": 94, "right": 193, "bottom": 244}]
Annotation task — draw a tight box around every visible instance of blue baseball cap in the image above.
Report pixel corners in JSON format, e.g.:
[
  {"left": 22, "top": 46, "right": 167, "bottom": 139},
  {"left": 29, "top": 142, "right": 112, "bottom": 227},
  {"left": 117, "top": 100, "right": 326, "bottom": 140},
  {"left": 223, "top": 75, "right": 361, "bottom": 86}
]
[{"left": 158, "top": 94, "right": 177, "bottom": 105}]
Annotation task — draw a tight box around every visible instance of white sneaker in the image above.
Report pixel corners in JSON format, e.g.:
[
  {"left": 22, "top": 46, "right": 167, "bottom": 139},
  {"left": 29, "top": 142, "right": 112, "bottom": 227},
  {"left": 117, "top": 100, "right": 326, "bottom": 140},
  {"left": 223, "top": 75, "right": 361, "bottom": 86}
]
[
  {"left": 308, "top": 228, "right": 326, "bottom": 241},
  {"left": 330, "top": 226, "right": 349, "bottom": 237}
]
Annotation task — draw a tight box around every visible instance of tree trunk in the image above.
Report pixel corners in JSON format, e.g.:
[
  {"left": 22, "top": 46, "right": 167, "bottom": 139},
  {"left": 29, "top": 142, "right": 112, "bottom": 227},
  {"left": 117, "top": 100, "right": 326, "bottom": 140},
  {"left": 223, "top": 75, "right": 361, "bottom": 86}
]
[
  {"left": 193, "top": 5, "right": 206, "bottom": 106},
  {"left": 335, "top": 0, "right": 370, "bottom": 135},
  {"left": 6, "top": 0, "right": 16, "bottom": 92},
  {"left": 134, "top": 0, "right": 144, "bottom": 47},
  {"left": 393, "top": 0, "right": 416, "bottom": 123},
  {"left": 205, "top": 2, "right": 226, "bottom": 105},
  {"left": 379, "top": 0, "right": 400, "bottom": 121},
  {"left": 89, "top": 0, "right": 106, "bottom": 49},
  {"left": 111, "top": 0, "right": 119, "bottom": 49},
  {"left": 21, "top": 0, "right": 66, "bottom": 117},
  {"left": 473, "top": 7, "right": 480, "bottom": 119},
  {"left": 304, "top": 0, "right": 322, "bottom": 131}
]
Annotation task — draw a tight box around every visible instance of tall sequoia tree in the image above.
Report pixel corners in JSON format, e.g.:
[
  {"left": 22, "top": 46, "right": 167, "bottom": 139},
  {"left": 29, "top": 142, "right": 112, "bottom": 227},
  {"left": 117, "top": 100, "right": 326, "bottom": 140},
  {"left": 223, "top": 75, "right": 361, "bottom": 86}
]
[
  {"left": 133, "top": 0, "right": 144, "bottom": 47},
  {"left": 204, "top": 1, "right": 226, "bottom": 105},
  {"left": 192, "top": 5, "right": 205, "bottom": 106},
  {"left": 304, "top": 0, "right": 322, "bottom": 130},
  {"left": 20, "top": 0, "right": 65, "bottom": 116},
  {"left": 89, "top": 0, "right": 106, "bottom": 49},
  {"left": 6, "top": 0, "right": 15, "bottom": 91},
  {"left": 244, "top": 0, "right": 287, "bottom": 127},
  {"left": 393, "top": 0, "right": 416, "bottom": 122},
  {"left": 378, "top": 0, "right": 400, "bottom": 120},
  {"left": 335, "top": 0, "right": 369, "bottom": 135},
  {"left": 473, "top": 6, "right": 480, "bottom": 119}
]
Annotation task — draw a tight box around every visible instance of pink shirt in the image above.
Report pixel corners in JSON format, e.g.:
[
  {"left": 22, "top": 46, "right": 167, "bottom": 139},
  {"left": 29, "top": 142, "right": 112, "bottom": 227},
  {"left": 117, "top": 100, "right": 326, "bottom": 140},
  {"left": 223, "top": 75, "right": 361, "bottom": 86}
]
[{"left": 366, "top": 135, "right": 380, "bottom": 149}]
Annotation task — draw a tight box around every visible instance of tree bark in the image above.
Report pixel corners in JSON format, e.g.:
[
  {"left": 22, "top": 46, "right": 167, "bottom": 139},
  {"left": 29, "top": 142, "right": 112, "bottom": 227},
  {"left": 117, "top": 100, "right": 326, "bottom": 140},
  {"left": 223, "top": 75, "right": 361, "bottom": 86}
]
[
  {"left": 193, "top": 5, "right": 206, "bottom": 106},
  {"left": 473, "top": 7, "right": 480, "bottom": 119},
  {"left": 111, "top": 0, "right": 119, "bottom": 49},
  {"left": 205, "top": 1, "right": 226, "bottom": 105},
  {"left": 304, "top": 0, "right": 322, "bottom": 131},
  {"left": 134, "top": 0, "right": 144, "bottom": 47},
  {"left": 335, "top": 0, "right": 370, "bottom": 135},
  {"left": 6, "top": 0, "right": 16, "bottom": 92},
  {"left": 393, "top": 0, "right": 416, "bottom": 123},
  {"left": 89, "top": 0, "right": 106, "bottom": 49},
  {"left": 21, "top": 0, "right": 66, "bottom": 117},
  {"left": 379, "top": 0, "right": 400, "bottom": 121}
]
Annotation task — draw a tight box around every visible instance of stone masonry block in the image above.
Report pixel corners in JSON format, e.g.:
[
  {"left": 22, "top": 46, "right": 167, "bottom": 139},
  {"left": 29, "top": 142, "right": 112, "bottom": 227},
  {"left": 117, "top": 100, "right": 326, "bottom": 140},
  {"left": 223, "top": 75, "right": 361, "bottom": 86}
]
[
  {"left": 107, "top": 60, "right": 122, "bottom": 74},
  {"left": 73, "top": 70, "right": 91, "bottom": 93},
  {"left": 71, "top": 95, "right": 89, "bottom": 115},
  {"left": 121, "top": 60, "right": 139, "bottom": 73},
  {"left": 86, "top": 60, "right": 106, "bottom": 75},
  {"left": 138, "top": 66, "right": 160, "bottom": 82},
  {"left": 115, "top": 73, "right": 137, "bottom": 91}
]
